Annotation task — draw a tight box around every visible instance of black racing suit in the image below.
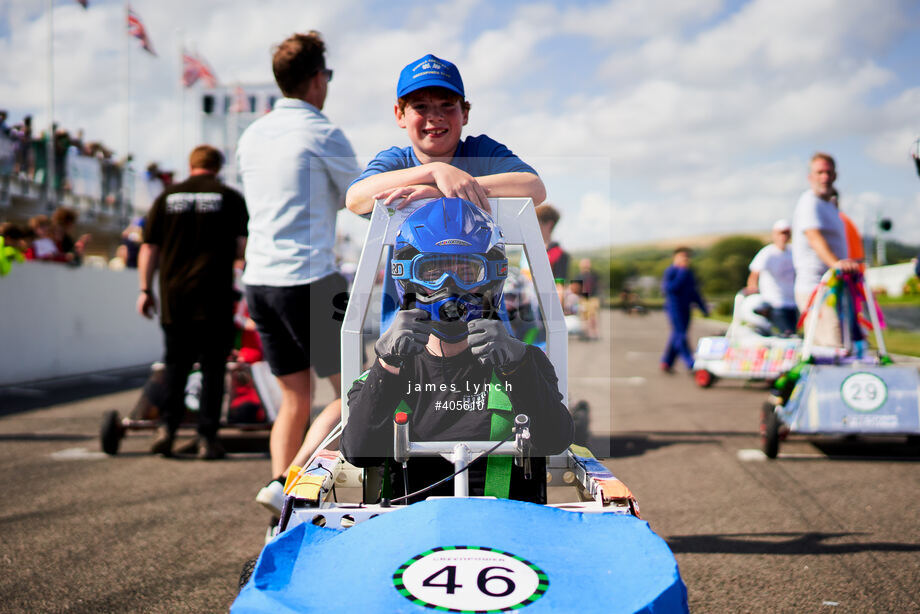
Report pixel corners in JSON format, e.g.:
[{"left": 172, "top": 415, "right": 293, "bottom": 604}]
[{"left": 341, "top": 345, "right": 573, "bottom": 503}]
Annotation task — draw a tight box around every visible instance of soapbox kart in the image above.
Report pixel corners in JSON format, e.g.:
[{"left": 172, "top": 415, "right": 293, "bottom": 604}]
[
  {"left": 760, "top": 270, "right": 920, "bottom": 459},
  {"left": 99, "top": 356, "right": 280, "bottom": 456},
  {"left": 693, "top": 292, "right": 802, "bottom": 388},
  {"left": 232, "top": 198, "right": 688, "bottom": 614}
]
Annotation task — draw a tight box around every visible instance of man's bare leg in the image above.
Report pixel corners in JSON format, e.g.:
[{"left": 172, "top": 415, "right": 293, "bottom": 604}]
[
  {"left": 271, "top": 368, "right": 313, "bottom": 478},
  {"left": 288, "top": 373, "right": 341, "bottom": 470}
]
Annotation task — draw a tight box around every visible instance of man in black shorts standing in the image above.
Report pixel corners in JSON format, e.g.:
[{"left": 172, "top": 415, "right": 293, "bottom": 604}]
[
  {"left": 138, "top": 145, "right": 248, "bottom": 459},
  {"left": 236, "top": 31, "right": 359, "bottom": 513}
]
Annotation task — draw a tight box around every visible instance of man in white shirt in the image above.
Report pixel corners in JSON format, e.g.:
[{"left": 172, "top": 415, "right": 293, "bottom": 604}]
[
  {"left": 746, "top": 219, "right": 797, "bottom": 336},
  {"left": 791, "top": 153, "right": 859, "bottom": 346},
  {"left": 236, "top": 31, "right": 359, "bottom": 514}
]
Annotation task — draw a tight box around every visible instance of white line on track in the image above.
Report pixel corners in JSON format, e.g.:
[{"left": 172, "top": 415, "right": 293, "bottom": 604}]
[
  {"left": 51, "top": 447, "right": 108, "bottom": 460},
  {"left": 612, "top": 376, "right": 647, "bottom": 386},
  {"left": 737, "top": 449, "right": 767, "bottom": 461}
]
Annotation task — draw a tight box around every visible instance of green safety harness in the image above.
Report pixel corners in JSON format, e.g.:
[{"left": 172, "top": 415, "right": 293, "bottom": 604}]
[{"left": 483, "top": 371, "right": 514, "bottom": 498}]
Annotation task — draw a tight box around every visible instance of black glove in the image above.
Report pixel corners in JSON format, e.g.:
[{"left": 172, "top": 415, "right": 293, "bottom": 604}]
[
  {"left": 375, "top": 309, "right": 433, "bottom": 367},
  {"left": 467, "top": 319, "right": 527, "bottom": 369}
]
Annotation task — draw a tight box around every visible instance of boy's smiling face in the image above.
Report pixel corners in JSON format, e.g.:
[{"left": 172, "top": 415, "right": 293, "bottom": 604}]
[{"left": 395, "top": 90, "right": 468, "bottom": 163}]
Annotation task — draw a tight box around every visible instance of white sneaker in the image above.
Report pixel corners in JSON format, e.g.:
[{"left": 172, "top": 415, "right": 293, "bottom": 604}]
[{"left": 255, "top": 479, "right": 284, "bottom": 515}]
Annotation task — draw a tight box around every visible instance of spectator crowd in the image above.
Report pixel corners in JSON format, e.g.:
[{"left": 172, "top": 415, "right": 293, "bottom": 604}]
[
  {"left": 1, "top": 206, "right": 91, "bottom": 266},
  {"left": 0, "top": 109, "right": 180, "bottom": 268},
  {"left": 0, "top": 109, "right": 175, "bottom": 209}
]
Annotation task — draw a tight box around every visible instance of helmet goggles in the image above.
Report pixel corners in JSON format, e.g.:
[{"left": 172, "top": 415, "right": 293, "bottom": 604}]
[{"left": 391, "top": 253, "right": 508, "bottom": 293}]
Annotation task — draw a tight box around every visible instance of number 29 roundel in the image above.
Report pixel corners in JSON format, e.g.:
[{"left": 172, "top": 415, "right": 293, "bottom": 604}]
[
  {"left": 840, "top": 372, "right": 887, "bottom": 413},
  {"left": 393, "top": 546, "right": 548, "bottom": 612}
]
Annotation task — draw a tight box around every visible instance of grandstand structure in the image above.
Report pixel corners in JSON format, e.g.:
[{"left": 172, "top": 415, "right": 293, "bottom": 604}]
[
  {"left": 0, "top": 134, "right": 134, "bottom": 258},
  {"left": 199, "top": 83, "right": 281, "bottom": 188}
]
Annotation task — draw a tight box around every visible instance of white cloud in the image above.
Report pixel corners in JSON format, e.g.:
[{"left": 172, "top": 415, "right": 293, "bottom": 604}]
[
  {"left": 561, "top": 0, "right": 724, "bottom": 42},
  {"left": 572, "top": 191, "right": 614, "bottom": 247},
  {"left": 2, "top": 0, "right": 917, "bottom": 249},
  {"left": 865, "top": 87, "right": 920, "bottom": 167},
  {"left": 847, "top": 191, "right": 920, "bottom": 245}
]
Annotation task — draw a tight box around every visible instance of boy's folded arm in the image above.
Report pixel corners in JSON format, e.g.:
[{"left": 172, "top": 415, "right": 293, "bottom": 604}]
[
  {"left": 345, "top": 165, "right": 446, "bottom": 214},
  {"left": 472, "top": 172, "right": 546, "bottom": 205}
]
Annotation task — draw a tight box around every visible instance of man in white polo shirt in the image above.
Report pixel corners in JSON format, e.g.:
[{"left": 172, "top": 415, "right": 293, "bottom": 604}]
[
  {"left": 791, "top": 153, "right": 859, "bottom": 346},
  {"left": 746, "top": 219, "right": 797, "bottom": 336},
  {"left": 237, "top": 31, "right": 359, "bottom": 514}
]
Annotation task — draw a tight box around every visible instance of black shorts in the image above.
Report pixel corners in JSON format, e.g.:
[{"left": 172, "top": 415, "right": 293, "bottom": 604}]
[{"left": 245, "top": 273, "right": 348, "bottom": 378}]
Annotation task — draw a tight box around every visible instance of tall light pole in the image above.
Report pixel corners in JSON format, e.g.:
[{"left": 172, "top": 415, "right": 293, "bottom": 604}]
[
  {"left": 45, "top": 0, "right": 55, "bottom": 210},
  {"left": 913, "top": 136, "right": 920, "bottom": 179},
  {"left": 874, "top": 213, "right": 892, "bottom": 266}
]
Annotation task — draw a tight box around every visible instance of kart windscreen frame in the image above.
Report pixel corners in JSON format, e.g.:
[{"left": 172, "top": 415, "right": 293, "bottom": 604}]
[{"left": 339, "top": 197, "right": 568, "bottom": 423}]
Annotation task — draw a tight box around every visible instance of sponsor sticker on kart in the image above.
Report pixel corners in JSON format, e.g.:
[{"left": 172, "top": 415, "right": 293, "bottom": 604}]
[
  {"left": 840, "top": 372, "right": 887, "bottom": 413},
  {"left": 841, "top": 414, "right": 899, "bottom": 429},
  {"left": 393, "top": 546, "right": 548, "bottom": 612}
]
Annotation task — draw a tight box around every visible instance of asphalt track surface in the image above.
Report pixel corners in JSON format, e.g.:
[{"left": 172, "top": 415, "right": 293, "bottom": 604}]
[{"left": 1, "top": 311, "right": 919, "bottom": 613}]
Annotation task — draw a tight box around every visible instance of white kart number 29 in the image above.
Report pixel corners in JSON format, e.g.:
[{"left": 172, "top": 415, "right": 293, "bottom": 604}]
[
  {"left": 841, "top": 372, "right": 887, "bottom": 412},
  {"left": 394, "top": 546, "right": 548, "bottom": 612}
]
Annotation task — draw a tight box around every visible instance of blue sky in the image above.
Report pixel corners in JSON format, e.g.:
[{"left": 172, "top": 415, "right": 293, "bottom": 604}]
[{"left": 2, "top": 0, "right": 918, "bottom": 248}]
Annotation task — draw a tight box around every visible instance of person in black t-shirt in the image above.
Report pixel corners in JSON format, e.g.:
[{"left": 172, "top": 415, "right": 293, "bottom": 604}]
[
  {"left": 138, "top": 145, "right": 249, "bottom": 459},
  {"left": 341, "top": 198, "right": 573, "bottom": 503},
  {"left": 535, "top": 203, "right": 570, "bottom": 281}
]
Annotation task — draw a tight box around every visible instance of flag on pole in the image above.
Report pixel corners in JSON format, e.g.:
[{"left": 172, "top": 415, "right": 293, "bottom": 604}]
[
  {"left": 230, "top": 85, "right": 249, "bottom": 113},
  {"left": 182, "top": 51, "right": 218, "bottom": 88},
  {"left": 127, "top": 7, "right": 156, "bottom": 56},
  {"left": 75, "top": 0, "right": 89, "bottom": 8}
]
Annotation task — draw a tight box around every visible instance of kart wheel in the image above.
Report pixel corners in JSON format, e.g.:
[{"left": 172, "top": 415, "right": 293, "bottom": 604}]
[
  {"left": 100, "top": 410, "right": 124, "bottom": 456},
  {"left": 238, "top": 557, "right": 257, "bottom": 590},
  {"left": 761, "top": 402, "right": 780, "bottom": 459},
  {"left": 572, "top": 401, "right": 590, "bottom": 447},
  {"left": 694, "top": 369, "right": 715, "bottom": 388}
]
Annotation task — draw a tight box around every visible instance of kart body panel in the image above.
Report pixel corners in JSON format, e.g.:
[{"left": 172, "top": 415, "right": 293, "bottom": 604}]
[
  {"left": 780, "top": 362, "right": 920, "bottom": 435},
  {"left": 233, "top": 498, "right": 687, "bottom": 614}
]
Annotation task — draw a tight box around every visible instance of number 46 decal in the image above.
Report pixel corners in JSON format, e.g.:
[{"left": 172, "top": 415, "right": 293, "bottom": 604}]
[
  {"left": 394, "top": 546, "right": 548, "bottom": 612},
  {"left": 423, "top": 565, "right": 516, "bottom": 597}
]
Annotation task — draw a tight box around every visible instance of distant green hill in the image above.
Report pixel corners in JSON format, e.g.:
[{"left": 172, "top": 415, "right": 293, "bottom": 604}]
[{"left": 568, "top": 233, "right": 919, "bottom": 298}]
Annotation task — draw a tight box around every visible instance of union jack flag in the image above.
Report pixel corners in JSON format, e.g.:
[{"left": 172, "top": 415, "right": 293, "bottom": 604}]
[
  {"left": 182, "top": 51, "right": 218, "bottom": 88},
  {"left": 229, "top": 85, "right": 249, "bottom": 113},
  {"left": 127, "top": 7, "right": 156, "bottom": 56}
]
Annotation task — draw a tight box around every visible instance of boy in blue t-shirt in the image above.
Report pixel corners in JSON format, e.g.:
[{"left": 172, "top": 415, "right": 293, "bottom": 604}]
[{"left": 345, "top": 54, "right": 545, "bottom": 214}]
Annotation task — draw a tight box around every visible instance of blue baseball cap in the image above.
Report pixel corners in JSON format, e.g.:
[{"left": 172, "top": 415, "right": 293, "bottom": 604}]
[{"left": 396, "top": 54, "right": 464, "bottom": 99}]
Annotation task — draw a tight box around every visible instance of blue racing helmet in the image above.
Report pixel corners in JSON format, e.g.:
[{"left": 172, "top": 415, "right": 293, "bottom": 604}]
[{"left": 392, "top": 198, "right": 507, "bottom": 341}]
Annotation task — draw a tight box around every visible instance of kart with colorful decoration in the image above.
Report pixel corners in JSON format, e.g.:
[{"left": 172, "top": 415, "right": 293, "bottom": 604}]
[
  {"left": 232, "top": 198, "right": 688, "bottom": 614},
  {"left": 693, "top": 291, "right": 804, "bottom": 388},
  {"left": 760, "top": 269, "right": 920, "bottom": 459}
]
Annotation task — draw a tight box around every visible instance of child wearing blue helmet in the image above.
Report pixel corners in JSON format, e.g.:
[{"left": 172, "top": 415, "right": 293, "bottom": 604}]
[
  {"left": 341, "top": 198, "right": 573, "bottom": 503},
  {"left": 344, "top": 54, "right": 546, "bottom": 215}
]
